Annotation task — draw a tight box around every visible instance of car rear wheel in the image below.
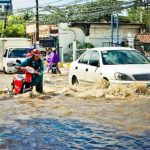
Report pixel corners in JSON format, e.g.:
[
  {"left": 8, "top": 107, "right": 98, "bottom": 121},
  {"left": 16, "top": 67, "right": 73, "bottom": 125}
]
[{"left": 72, "top": 76, "right": 79, "bottom": 85}]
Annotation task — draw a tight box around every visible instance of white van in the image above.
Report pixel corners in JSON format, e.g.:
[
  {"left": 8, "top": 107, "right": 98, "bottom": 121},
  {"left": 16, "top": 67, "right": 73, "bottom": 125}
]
[
  {"left": 0, "top": 38, "right": 33, "bottom": 73},
  {"left": 3, "top": 47, "right": 34, "bottom": 73}
]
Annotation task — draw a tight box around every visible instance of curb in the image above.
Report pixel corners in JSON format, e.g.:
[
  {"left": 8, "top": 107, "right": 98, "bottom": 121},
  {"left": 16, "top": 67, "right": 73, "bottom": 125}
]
[
  {"left": 44, "top": 61, "right": 71, "bottom": 69},
  {"left": 58, "top": 62, "right": 71, "bottom": 69}
]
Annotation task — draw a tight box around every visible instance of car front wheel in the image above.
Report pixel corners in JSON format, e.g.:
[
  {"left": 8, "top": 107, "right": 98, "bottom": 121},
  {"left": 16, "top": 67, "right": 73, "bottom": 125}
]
[{"left": 72, "top": 76, "right": 79, "bottom": 85}]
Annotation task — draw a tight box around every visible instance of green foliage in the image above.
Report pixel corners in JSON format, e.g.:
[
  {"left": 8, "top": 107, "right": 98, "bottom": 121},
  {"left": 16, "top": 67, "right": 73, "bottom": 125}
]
[
  {"left": 40, "top": 0, "right": 149, "bottom": 25},
  {"left": 76, "top": 41, "right": 94, "bottom": 49},
  {"left": 40, "top": 0, "right": 124, "bottom": 24},
  {"left": 69, "top": 40, "right": 94, "bottom": 49},
  {"left": 127, "top": 7, "right": 150, "bottom": 32},
  {"left": 22, "top": 10, "right": 34, "bottom": 21},
  {"left": 0, "top": 16, "right": 26, "bottom": 37}
]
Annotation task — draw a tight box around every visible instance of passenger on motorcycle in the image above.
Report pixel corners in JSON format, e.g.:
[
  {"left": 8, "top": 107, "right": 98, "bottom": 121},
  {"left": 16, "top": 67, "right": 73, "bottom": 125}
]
[
  {"left": 17, "top": 49, "right": 44, "bottom": 93},
  {"left": 46, "top": 48, "right": 61, "bottom": 74}
]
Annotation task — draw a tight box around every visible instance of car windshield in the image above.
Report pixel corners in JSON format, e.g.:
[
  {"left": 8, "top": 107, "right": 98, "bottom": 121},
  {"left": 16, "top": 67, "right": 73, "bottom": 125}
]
[
  {"left": 102, "top": 50, "right": 150, "bottom": 65},
  {"left": 8, "top": 48, "right": 32, "bottom": 58}
]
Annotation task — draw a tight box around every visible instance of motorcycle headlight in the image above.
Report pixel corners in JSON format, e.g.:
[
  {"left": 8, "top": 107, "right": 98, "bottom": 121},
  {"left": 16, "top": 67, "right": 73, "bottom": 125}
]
[
  {"left": 114, "top": 72, "right": 132, "bottom": 81},
  {"left": 26, "top": 66, "right": 34, "bottom": 74}
]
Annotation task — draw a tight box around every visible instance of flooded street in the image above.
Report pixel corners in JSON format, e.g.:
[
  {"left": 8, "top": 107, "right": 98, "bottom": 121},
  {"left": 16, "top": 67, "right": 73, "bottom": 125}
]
[{"left": 0, "top": 68, "right": 150, "bottom": 149}]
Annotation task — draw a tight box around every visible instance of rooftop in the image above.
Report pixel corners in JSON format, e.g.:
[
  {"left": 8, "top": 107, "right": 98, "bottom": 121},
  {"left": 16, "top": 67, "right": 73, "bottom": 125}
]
[{"left": 137, "top": 34, "right": 150, "bottom": 43}]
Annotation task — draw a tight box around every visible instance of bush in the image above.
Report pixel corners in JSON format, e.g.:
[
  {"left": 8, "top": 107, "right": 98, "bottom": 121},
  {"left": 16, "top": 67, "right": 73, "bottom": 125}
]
[{"left": 77, "top": 41, "right": 94, "bottom": 49}]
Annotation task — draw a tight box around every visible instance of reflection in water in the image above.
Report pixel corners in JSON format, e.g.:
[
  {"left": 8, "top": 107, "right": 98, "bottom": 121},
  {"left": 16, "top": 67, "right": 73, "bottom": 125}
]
[{"left": 0, "top": 119, "right": 149, "bottom": 150}]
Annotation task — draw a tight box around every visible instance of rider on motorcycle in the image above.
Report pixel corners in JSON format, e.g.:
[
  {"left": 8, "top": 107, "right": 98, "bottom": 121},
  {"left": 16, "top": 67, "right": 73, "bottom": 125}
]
[
  {"left": 46, "top": 48, "right": 61, "bottom": 74},
  {"left": 17, "top": 49, "right": 44, "bottom": 93}
]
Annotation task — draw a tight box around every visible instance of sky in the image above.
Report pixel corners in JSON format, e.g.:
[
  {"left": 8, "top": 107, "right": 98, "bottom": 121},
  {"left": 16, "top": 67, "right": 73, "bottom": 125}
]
[
  {"left": 12, "top": 0, "right": 88, "bottom": 9},
  {"left": 12, "top": 0, "right": 128, "bottom": 15},
  {"left": 13, "top": 0, "right": 55, "bottom": 9}
]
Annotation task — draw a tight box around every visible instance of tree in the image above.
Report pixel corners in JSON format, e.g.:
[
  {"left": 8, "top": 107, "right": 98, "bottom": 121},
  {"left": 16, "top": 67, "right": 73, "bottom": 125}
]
[
  {"left": 40, "top": 0, "right": 124, "bottom": 24},
  {"left": 39, "top": 0, "right": 150, "bottom": 25},
  {"left": 0, "top": 15, "right": 26, "bottom": 37},
  {"left": 127, "top": 7, "right": 150, "bottom": 32}
]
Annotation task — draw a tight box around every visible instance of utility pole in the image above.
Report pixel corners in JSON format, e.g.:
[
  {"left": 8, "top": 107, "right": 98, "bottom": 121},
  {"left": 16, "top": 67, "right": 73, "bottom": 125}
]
[
  {"left": 111, "top": 15, "right": 114, "bottom": 46},
  {"left": 2, "top": 4, "right": 9, "bottom": 37},
  {"left": 35, "top": 0, "right": 39, "bottom": 45},
  {"left": 4, "top": 4, "right": 9, "bottom": 29}
]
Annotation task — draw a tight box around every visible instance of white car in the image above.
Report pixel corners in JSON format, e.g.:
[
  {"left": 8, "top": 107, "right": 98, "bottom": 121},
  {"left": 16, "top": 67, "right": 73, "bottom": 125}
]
[{"left": 69, "top": 47, "right": 150, "bottom": 86}]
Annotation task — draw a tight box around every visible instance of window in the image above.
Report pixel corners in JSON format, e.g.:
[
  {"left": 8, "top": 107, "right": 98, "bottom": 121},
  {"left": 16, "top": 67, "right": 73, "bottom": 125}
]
[
  {"left": 0, "top": 5, "right": 2, "bottom": 9},
  {"left": 8, "top": 48, "right": 33, "bottom": 58},
  {"left": 89, "top": 51, "right": 100, "bottom": 66},
  {"left": 102, "top": 50, "right": 150, "bottom": 65},
  {"left": 4, "top": 5, "right": 8, "bottom": 11},
  {"left": 78, "top": 51, "right": 92, "bottom": 64}
]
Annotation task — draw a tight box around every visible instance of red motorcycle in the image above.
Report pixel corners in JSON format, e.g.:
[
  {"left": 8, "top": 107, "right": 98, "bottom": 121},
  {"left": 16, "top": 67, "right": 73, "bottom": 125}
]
[{"left": 11, "top": 65, "right": 39, "bottom": 95}]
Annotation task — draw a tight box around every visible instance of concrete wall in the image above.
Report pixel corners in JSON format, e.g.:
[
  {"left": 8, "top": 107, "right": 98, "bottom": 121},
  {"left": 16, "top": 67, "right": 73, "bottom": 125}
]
[
  {"left": 59, "top": 23, "right": 141, "bottom": 51},
  {"left": 59, "top": 23, "right": 85, "bottom": 51},
  {"left": 0, "top": 3, "right": 7, "bottom": 12},
  {"left": 0, "top": 2, "right": 12, "bottom": 12},
  {"left": 89, "top": 24, "right": 140, "bottom": 47}
]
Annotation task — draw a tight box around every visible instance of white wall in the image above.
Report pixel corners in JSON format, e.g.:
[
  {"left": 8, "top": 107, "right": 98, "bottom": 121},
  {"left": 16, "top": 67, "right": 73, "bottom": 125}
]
[
  {"left": 89, "top": 24, "right": 140, "bottom": 47},
  {"left": 59, "top": 23, "right": 85, "bottom": 51},
  {"left": 58, "top": 23, "right": 141, "bottom": 61},
  {"left": 59, "top": 23, "right": 141, "bottom": 51},
  {"left": 0, "top": 4, "right": 6, "bottom": 12},
  {"left": 0, "top": 3, "right": 11, "bottom": 12}
]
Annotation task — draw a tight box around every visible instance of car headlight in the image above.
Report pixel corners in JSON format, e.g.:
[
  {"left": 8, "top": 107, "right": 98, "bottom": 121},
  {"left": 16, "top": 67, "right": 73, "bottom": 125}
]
[
  {"left": 7, "top": 63, "right": 15, "bottom": 67},
  {"left": 114, "top": 72, "right": 132, "bottom": 81}
]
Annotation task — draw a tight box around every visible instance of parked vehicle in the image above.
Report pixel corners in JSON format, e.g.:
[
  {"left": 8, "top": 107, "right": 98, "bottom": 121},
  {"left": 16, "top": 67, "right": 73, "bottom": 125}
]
[
  {"left": 0, "top": 38, "right": 33, "bottom": 73},
  {"left": 11, "top": 60, "right": 39, "bottom": 95},
  {"left": 69, "top": 47, "right": 150, "bottom": 86}
]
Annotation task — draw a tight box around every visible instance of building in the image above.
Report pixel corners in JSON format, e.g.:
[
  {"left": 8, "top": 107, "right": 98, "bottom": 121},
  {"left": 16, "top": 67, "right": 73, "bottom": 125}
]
[
  {"left": 136, "top": 34, "right": 150, "bottom": 51},
  {"left": 59, "top": 22, "right": 145, "bottom": 61},
  {"left": 0, "top": 0, "right": 12, "bottom": 12},
  {"left": 26, "top": 24, "right": 58, "bottom": 48}
]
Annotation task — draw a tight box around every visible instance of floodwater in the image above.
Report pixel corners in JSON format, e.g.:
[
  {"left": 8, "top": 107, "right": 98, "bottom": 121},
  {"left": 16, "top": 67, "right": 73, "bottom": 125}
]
[
  {"left": 0, "top": 68, "right": 150, "bottom": 149},
  {"left": 0, "top": 119, "right": 149, "bottom": 149}
]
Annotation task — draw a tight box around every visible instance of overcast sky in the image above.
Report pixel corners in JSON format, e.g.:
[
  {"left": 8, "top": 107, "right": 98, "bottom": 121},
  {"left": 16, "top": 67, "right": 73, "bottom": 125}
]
[
  {"left": 12, "top": 0, "right": 90, "bottom": 10},
  {"left": 12, "top": 0, "right": 58, "bottom": 9}
]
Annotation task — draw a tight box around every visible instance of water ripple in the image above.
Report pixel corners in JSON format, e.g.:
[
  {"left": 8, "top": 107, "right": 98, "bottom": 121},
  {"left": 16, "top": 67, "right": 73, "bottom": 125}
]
[{"left": 0, "top": 118, "right": 149, "bottom": 149}]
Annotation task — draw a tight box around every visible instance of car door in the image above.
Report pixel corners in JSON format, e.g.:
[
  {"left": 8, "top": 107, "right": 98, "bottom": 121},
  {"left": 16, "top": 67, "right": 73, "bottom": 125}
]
[
  {"left": 85, "top": 50, "right": 102, "bottom": 83},
  {"left": 75, "top": 50, "right": 92, "bottom": 82}
]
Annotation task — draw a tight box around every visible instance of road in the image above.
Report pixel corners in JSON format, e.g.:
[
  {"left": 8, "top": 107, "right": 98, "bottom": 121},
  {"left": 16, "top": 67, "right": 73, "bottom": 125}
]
[
  {"left": 0, "top": 69, "right": 150, "bottom": 135},
  {"left": 0, "top": 73, "right": 13, "bottom": 90}
]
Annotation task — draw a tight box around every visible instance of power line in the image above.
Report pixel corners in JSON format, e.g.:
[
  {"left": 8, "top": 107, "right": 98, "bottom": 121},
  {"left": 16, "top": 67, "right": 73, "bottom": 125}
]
[{"left": 0, "top": 0, "right": 148, "bottom": 25}]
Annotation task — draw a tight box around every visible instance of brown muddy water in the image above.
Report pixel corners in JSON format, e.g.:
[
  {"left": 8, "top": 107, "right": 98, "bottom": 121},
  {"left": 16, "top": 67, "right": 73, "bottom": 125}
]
[{"left": 0, "top": 68, "right": 150, "bottom": 149}]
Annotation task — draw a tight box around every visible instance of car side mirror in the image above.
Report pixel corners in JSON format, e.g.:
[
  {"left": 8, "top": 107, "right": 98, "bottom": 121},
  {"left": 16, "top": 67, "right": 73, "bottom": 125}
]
[
  {"left": 97, "top": 63, "right": 100, "bottom": 67},
  {"left": 16, "top": 60, "right": 21, "bottom": 64}
]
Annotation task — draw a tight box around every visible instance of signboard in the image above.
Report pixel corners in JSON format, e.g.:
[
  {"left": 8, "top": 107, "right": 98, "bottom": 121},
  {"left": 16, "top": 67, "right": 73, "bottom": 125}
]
[
  {"left": 0, "top": 0, "right": 11, "bottom": 3},
  {"left": 39, "top": 39, "right": 55, "bottom": 48}
]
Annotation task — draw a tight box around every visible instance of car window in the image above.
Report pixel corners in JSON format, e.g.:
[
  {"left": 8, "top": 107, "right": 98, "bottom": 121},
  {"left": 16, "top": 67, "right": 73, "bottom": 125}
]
[
  {"left": 78, "top": 51, "right": 92, "bottom": 64},
  {"left": 102, "top": 50, "right": 150, "bottom": 65},
  {"left": 89, "top": 51, "right": 100, "bottom": 66},
  {"left": 8, "top": 48, "right": 33, "bottom": 58}
]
